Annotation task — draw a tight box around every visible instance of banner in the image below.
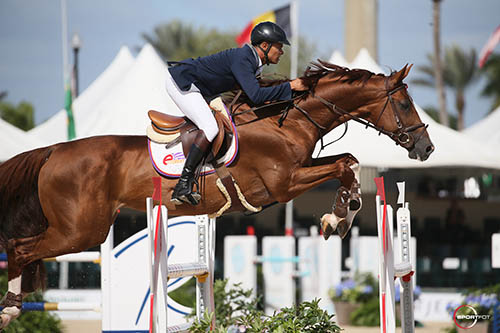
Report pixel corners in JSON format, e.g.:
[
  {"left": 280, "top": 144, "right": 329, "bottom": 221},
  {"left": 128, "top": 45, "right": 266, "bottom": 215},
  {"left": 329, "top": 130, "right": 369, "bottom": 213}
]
[{"left": 236, "top": 4, "right": 291, "bottom": 46}]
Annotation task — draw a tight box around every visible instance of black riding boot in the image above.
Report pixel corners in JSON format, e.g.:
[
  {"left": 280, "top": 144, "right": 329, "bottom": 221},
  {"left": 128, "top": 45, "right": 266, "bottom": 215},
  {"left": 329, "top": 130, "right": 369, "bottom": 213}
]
[{"left": 171, "top": 131, "right": 211, "bottom": 205}]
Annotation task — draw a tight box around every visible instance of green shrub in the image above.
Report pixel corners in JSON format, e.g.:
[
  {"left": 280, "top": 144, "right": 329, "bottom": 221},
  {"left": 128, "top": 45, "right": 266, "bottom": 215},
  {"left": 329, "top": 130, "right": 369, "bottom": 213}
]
[
  {"left": 349, "top": 297, "right": 380, "bottom": 326},
  {"left": 189, "top": 279, "right": 341, "bottom": 332}
]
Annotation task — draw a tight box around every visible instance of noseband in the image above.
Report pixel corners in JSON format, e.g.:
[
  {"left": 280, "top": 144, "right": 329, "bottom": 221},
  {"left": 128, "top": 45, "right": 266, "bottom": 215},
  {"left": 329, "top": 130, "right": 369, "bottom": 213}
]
[{"left": 311, "top": 78, "right": 428, "bottom": 150}]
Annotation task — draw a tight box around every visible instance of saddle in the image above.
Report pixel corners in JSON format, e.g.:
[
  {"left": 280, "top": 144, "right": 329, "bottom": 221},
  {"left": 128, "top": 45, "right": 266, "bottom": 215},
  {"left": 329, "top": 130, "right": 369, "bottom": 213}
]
[
  {"left": 146, "top": 98, "right": 261, "bottom": 216},
  {"left": 147, "top": 98, "right": 233, "bottom": 163}
]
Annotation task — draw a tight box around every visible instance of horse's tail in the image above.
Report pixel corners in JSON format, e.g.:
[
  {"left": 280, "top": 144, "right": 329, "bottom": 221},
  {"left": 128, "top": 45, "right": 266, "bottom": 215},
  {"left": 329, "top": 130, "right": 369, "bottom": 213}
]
[{"left": 0, "top": 146, "right": 54, "bottom": 292}]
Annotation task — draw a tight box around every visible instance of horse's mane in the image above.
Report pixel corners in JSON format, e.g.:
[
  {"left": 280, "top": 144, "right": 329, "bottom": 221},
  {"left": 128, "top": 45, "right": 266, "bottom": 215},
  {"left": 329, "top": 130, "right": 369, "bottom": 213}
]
[
  {"left": 227, "top": 60, "right": 387, "bottom": 106},
  {"left": 302, "top": 60, "right": 386, "bottom": 85}
]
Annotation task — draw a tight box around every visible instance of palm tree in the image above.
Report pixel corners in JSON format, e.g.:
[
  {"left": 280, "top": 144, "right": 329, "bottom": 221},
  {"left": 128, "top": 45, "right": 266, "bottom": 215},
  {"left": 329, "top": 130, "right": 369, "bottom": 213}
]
[
  {"left": 142, "top": 20, "right": 317, "bottom": 78},
  {"left": 444, "top": 46, "right": 479, "bottom": 130},
  {"left": 481, "top": 53, "right": 500, "bottom": 112},
  {"left": 142, "top": 20, "right": 238, "bottom": 61},
  {"left": 412, "top": 45, "right": 479, "bottom": 131},
  {"left": 432, "top": 0, "right": 448, "bottom": 127}
]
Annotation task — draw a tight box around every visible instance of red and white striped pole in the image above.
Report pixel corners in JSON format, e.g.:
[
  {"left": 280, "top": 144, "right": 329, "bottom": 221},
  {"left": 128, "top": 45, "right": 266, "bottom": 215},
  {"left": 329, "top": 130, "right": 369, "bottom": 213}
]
[{"left": 374, "top": 177, "right": 396, "bottom": 333}]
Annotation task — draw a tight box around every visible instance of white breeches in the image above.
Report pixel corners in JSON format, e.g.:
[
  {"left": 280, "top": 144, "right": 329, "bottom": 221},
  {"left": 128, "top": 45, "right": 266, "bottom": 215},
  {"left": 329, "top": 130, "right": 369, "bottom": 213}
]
[{"left": 165, "top": 71, "right": 218, "bottom": 142}]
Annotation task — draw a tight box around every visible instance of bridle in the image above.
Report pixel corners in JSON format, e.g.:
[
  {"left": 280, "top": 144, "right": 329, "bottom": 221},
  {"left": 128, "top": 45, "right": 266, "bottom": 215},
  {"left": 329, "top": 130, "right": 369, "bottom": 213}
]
[
  {"left": 310, "top": 78, "right": 428, "bottom": 150},
  {"left": 230, "top": 76, "right": 428, "bottom": 152}
]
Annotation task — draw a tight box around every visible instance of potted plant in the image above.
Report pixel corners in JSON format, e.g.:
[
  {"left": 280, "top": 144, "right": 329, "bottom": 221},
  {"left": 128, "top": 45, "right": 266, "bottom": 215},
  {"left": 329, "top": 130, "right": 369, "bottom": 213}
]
[
  {"left": 330, "top": 273, "right": 422, "bottom": 327},
  {"left": 329, "top": 273, "right": 378, "bottom": 326}
]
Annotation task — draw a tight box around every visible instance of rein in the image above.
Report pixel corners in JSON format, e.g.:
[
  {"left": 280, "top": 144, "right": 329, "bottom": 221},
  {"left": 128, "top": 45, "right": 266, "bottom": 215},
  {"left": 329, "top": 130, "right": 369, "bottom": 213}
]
[
  {"left": 310, "top": 81, "right": 427, "bottom": 156},
  {"left": 230, "top": 77, "right": 427, "bottom": 153}
]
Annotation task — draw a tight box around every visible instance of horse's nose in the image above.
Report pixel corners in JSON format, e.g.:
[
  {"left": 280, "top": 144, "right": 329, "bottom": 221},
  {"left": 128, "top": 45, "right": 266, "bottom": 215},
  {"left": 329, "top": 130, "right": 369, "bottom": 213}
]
[{"left": 426, "top": 143, "right": 435, "bottom": 155}]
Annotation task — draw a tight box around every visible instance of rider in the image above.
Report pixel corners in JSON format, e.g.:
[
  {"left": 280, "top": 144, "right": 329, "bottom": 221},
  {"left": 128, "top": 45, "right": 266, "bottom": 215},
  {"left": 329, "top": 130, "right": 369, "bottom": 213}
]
[{"left": 166, "top": 21, "right": 307, "bottom": 205}]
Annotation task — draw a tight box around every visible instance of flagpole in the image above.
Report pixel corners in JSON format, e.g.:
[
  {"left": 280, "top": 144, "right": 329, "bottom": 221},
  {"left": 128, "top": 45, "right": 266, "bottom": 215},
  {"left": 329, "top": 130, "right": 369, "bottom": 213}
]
[
  {"left": 61, "top": 0, "right": 69, "bottom": 89},
  {"left": 59, "top": 0, "right": 70, "bottom": 288},
  {"left": 285, "top": 0, "right": 299, "bottom": 236},
  {"left": 290, "top": 0, "right": 299, "bottom": 78}
]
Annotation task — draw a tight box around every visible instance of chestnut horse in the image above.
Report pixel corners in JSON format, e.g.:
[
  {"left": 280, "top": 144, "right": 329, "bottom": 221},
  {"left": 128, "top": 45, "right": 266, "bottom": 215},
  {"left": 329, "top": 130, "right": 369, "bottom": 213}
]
[{"left": 0, "top": 61, "right": 433, "bottom": 328}]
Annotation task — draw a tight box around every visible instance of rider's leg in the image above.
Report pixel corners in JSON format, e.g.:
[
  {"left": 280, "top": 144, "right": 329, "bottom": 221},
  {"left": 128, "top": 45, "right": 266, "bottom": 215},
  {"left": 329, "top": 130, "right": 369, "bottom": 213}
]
[
  {"left": 165, "top": 73, "right": 218, "bottom": 205},
  {"left": 171, "top": 131, "right": 210, "bottom": 205}
]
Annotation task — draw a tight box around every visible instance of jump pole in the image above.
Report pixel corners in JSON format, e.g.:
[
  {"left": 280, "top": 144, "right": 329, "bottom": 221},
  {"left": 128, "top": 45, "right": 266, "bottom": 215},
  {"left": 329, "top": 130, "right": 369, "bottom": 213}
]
[
  {"left": 375, "top": 177, "right": 396, "bottom": 333},
  {"left": 148, "top": 177, "right": 215, "bottom": 333},
  {"left": 374, "top": 178, "right": 415, "bottom": 333}
]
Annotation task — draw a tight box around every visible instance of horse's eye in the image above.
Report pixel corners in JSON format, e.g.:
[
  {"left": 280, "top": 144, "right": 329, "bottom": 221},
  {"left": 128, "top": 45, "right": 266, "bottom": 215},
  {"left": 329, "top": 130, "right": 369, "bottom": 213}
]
[{"left": 399, "top": 100, "right": 410, "bottom": 110}]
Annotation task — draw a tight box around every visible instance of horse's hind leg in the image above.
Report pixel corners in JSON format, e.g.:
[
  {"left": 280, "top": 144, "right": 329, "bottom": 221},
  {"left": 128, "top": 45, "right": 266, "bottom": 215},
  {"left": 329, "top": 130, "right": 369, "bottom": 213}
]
[
  {"left": 0, "top": 238, "right": 51, "bottom": 329},
  {"left": 0, "top": 245, "right": 29, "bottom": 329},
  {"left": 0, "top": 205, "right": 115, "bottom": 330}
]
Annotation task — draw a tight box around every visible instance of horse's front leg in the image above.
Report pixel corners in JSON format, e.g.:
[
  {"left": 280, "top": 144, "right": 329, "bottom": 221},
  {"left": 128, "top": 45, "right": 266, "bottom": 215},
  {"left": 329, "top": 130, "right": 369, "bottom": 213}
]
[{"left": 279, "top": 153, "right": 362, "bottom": 240}]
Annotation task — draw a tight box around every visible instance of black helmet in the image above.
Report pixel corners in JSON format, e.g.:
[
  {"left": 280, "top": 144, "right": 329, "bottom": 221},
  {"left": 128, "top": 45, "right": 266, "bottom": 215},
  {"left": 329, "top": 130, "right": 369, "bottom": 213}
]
[{"left": 251, "top": 21, "right": 290, "bottom": 46}]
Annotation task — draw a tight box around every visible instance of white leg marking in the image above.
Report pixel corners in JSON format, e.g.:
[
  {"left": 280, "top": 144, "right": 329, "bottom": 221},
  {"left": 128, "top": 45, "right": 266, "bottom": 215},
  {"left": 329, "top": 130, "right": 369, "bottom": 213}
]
[
  {"left": 8, "top": 276, "right": 22, "bottom": 295},
  {"left": 1, "top": 275, "right": 22, "bottom": 328}
]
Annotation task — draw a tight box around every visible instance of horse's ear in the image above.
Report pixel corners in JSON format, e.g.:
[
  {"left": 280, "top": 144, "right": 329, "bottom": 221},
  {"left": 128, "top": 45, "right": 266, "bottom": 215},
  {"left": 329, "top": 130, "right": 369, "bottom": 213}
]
[
  {"left": 392, "top": 64, "right": 413, "bottom": 84},
  {"left": 403, "top": 63, "right": 413, "bottom": 78}
]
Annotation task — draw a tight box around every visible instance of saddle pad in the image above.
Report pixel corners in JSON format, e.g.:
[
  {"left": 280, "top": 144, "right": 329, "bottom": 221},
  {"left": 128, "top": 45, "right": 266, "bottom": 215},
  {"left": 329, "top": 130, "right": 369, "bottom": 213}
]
[{"left": 148, "top": 113, "right": 239, "bottom": 178}]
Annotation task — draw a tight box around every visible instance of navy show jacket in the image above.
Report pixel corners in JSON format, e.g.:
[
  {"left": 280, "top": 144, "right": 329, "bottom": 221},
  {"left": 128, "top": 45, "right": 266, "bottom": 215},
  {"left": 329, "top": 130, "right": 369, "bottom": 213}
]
[{"left": 168, "top": 44, "right": 292, "bottom": 104}]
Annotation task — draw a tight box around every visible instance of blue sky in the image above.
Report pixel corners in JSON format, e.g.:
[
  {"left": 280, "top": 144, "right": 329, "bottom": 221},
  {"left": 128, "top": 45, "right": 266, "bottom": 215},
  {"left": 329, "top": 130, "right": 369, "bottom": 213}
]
[{"left": 0, "top": 0, "right": 499, "bottom": 127}]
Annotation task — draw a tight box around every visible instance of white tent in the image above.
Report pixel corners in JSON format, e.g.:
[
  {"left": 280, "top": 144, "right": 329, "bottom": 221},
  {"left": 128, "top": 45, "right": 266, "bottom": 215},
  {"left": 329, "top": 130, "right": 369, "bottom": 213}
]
[
  {"left": 313, "top": 107, "right": 500, "bottom": 169},
  {"left": 464, "top": 105, "right": 500, "bottom": 146},
  {"left": 77, "top": 44, "right": 181, "bottom": 137},
  {"left": 349, "top": 48, "right": 387, "bottom": 74},
  {"left": 0, "top": 118, "right": 47, "bottom": 161},
  {"left": 328, "top": 50, "right": 350, "bottom": 67},
  {"left": 28, "top": 46, "right": 135, "bottom": 144}
]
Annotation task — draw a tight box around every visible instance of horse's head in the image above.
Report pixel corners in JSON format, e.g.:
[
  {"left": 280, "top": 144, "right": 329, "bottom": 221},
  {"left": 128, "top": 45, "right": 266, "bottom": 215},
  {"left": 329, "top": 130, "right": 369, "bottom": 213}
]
[
  {"left": 302, "top": 61, "right": 434, "bottom": 161},
  {"left": 366, "top": 64, "right": 434, "bottom": 161}
]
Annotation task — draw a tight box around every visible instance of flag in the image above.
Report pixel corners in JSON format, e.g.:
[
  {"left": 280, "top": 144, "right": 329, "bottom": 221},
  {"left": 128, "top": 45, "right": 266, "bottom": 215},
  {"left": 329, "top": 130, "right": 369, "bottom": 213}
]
[
  {"left": 64, "top": 79, "right": 76, "bottom": 140},
  {"left": 236, "top": 4, "right": 291, "bottom": 46},
  {"left": 479, "top": 25, "right": 500, "bottom": 68}
]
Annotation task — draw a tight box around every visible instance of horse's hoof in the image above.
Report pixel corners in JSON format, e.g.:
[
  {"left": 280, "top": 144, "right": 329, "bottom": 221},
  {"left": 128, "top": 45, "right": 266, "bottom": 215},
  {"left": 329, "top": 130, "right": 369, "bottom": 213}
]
[
  {"left": 337, "top": 220, "right": 349, "bottom": 239},
  {"left": 322, "top": 222, "right": 333, "bottom": 240},
  {"left": 320, "top": 215, "right": 334, "bottom": 240},
  {"left": 321, "top": 213, "right": 342, "bottom": 240}
]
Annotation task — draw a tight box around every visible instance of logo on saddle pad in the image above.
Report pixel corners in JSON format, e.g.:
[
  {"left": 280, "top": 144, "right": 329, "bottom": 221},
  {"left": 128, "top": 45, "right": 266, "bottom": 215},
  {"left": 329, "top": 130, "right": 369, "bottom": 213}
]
[{"left": 148, "top": 101, "right": 239, "bottom": 178}]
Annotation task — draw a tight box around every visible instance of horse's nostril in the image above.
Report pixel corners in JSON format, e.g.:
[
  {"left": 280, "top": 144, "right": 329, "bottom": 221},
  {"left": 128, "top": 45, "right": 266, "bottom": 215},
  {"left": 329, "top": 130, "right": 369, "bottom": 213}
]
[{"left": 426, "top": 144, "right": 434, "bottom": 153}]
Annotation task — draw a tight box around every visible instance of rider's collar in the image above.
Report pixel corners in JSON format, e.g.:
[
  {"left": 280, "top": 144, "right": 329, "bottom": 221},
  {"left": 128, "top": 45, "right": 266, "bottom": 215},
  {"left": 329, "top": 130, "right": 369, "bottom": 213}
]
[{"left": 247, "top": 44, "right": 264, "bottom": 74}]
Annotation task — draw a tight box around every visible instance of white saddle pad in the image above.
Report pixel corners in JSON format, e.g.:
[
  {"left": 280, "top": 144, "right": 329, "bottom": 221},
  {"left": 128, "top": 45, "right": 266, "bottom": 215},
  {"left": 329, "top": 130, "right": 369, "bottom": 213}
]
[{"left": 148, "top": 118, "right": 239, "bottom": 178}]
